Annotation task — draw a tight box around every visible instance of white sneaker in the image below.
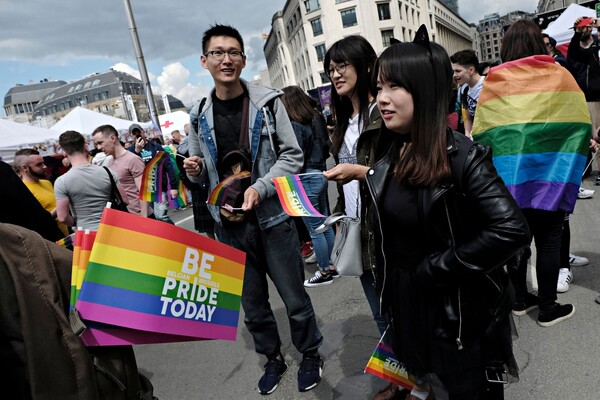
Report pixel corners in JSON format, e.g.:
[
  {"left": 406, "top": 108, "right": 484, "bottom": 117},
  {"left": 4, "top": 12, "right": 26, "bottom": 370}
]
[
  {"left": 557, "top": 268, "right": 573, "bottom": 293},
  {"left": 569, "top": 254, "right": 589, "bottom": 267},
  {"left": 305, "top": 252, "right": 317, "bottom": 264},
  {"left": 578, "top": 187, "right": 594, "bottom": 199}
]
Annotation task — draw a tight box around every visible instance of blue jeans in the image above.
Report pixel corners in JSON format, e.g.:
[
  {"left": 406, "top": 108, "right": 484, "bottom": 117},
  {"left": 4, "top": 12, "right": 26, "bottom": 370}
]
[
  {"left": 360, "top": 270, "right": 387, "bottom": 335},
  {"left": 153, "top": 192, "right": 174, "bottom": 224},
  {"left": 300, "top": 171, "right": 334, "bottom": 271},
  {"left": 215, "top": 217, "right": 323, "bottom": 357}
]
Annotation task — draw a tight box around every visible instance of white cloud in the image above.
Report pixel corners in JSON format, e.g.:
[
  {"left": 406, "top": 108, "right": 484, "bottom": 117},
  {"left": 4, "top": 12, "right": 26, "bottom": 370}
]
[
  {"left": 111, "top": 62, "right": 141, "bottom": 80},
  {"left": 156, "top": 62, "right": 210, "bottom": 106},
  {"left": 459, "top": 0, "right": 538, "bottom": 23}
]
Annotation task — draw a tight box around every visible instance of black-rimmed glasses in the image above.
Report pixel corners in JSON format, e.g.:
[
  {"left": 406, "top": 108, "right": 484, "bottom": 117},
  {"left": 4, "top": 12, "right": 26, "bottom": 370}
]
[
  {"left": 327, "top": 62, "right": 350, "bottom": 77},
  {"left": 204, "top": 50, "right": 245, "bottom": 61}
]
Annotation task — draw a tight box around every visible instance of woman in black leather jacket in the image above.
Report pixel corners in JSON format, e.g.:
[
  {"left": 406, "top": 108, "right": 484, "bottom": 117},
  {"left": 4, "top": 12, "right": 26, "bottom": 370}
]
[{"left": 366, "top": 26, "right": 530, "bottom": 399}]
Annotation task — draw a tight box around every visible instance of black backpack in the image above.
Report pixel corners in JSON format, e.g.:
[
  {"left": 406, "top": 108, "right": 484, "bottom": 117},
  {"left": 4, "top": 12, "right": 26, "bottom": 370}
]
[{"left": 0, "top": 223, "right": 156, "bottom": 400}]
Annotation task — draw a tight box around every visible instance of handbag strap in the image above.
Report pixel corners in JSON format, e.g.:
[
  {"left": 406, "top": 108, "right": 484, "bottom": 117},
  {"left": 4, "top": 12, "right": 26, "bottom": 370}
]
[
  {"left": 102, "top": 166, "right": 117, "bottom": 191},
  {"left": 315, "top": 212, "right": 358, "bottom": 234}
]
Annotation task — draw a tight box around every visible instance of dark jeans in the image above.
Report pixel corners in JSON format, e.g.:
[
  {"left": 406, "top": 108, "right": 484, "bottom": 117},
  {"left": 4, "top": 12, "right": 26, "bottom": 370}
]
[
  {"left": 360, "top": 270, "right": 387, "bottom": 335},
  {"left": 215, "top": 217, "right": 323, "bottom": 357},
  {"left": 560, "top": 215, "right": 570, "bottom": 269},
  {"left": 509, "top": 209, "right": 564, "bottom": 313}
]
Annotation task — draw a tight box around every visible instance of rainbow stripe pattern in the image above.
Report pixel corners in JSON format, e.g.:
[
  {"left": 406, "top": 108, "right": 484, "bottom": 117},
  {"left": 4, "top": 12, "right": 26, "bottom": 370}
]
[
  {"left": 76, "top": 208, "right": 246, "bottom": 341},
  {"left": 206, "top": 170, "right": 252, "bottom": 206},
  {"left": 472, "top": 55, "right": 591, "bottom": 213},
  {"left": 163, "top": 146, "right": 189, "bottom": 208},
  {"left": 364, "top": 330, "right": 414, "bottom": 390},
  {"left": 271, "top": 174, "right": 325, "bottom": 217}
]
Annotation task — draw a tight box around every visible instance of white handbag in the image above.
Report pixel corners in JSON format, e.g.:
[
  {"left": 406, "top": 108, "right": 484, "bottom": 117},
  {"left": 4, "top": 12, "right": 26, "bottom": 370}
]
[{"left": 316, "top": 212, "right": 363, "bottom": 276}]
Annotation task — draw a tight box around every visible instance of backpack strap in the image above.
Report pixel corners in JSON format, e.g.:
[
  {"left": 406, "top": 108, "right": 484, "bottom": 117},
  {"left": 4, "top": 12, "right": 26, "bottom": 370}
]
[{"left": 191, "top": 97, "right": 207, "bottom": 135}]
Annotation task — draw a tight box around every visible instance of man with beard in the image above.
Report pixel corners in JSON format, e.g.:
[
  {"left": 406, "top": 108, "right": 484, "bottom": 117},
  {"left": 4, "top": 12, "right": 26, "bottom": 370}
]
[
  {"left": 568, "top": 17, "right": 600, "bottom": 184},
  {"left": 14, "top": 149, "right": 68, "bottom": 236}
]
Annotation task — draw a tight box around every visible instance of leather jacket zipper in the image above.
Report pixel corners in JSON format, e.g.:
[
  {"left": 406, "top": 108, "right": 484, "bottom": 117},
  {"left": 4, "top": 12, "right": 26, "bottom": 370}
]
[
  {"left": 365, "top": 171, "right": 387, "bottom": 316},
  {"left": 443, "top": 196, "right": 463, "bottom": 350}
]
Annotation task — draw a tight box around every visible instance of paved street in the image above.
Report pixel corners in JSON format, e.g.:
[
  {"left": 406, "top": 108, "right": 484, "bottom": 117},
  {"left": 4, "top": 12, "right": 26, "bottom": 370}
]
[{"left": 135, "top": 174, "right": 600, "bottom": 399}]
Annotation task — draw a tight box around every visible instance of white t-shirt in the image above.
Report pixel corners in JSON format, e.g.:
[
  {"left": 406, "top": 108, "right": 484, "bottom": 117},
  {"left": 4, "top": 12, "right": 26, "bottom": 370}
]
[
  {"left": 338, "top": 114, "right": 362, "bottom": 218},
  {"left": 466, "top": 76, "right": 485, "bottom": 117}
]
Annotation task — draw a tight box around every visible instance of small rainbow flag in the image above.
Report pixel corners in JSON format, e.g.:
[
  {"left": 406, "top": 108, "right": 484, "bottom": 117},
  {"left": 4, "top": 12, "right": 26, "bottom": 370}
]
[
  {"left": 139, "top": 151, "right": 168, "bottom": 203},
  {"left": 472, "top": 55, "right": 591, "bottom": 213},
  {"left": 271, "top": 174, "right": 325, "bottom": 217},
  {"left": 56, "top": 232, "right": 75, "bottom": 249},
  {"left": 206, "top": 170, "right": 252, "bottom": 206},
  {"left": 76, "top": 208, "right": 246, "bottom": 341},
  {"left": 364, "top": 329, "right": 414, "bottom": 390},
  {"left": 163, "top": 145, "right": 189, "bottom": 208}
]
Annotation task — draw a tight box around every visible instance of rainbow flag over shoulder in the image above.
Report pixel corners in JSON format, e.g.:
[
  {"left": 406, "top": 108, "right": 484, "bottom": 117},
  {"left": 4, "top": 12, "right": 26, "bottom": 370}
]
[
  {"left": 472, "top": 55, "right": 591, "bottom": 213},
  {"left": 76, "top": 208, "right": 246, "bottom": 341},
  {"left": 271, "top": 174, "right": 325, "bottom": 217},
  {"left": 364, "top": 328, "right": 414, "bottom": 390}
]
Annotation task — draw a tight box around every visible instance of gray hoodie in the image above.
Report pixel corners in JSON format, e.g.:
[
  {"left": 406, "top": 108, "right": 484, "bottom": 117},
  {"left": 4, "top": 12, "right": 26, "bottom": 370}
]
[{"left": 187, "top": 79, "right": 303, "bottom": 229}]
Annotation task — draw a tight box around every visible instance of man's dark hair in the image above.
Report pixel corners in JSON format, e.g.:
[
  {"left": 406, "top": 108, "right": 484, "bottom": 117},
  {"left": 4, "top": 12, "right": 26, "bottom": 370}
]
[
  {"left": 92, "top": 124, "right": 118, "bottom": 138},
  {"left": 15, "top": 148, "right": 40, "bottom": 156},
  {"left": 202, "top": 24, "right": 244, "bottom": 54},
  {"left": 450, "top": 49, "right": 479, "bottom": 68},
  {"left": 59, "top": 130, "right": 86, "bottom": 155}
]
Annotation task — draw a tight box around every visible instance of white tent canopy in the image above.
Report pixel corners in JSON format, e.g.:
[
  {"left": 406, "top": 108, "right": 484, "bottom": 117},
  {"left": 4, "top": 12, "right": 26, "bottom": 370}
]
[
  {"left": 0, "top": 119, "right": 62, "bottom": 164},
  {"left": 543, "top": 4, "right": 595, "bottom": 49},
  {"left": 51, "top": 106, "right": 150, "bottom": 136}
]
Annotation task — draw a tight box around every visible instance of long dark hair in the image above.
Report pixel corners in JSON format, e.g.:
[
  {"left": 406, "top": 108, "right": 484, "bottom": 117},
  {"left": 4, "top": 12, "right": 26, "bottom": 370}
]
[
  {"left": 323, "top": 35, "right": 377, "bottom": 157},
  {"left": 374, "top": 41, "right": 453, "bottom": 186},
  {"left": 281, "top": 86, "right": 320, "bottom": 124},
  {"left": 501, "top": 20, "right": 547, "bottom": 62}
]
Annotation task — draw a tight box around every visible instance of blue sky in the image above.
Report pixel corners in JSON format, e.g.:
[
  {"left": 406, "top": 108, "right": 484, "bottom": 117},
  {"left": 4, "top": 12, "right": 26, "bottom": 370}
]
[{"left": 1, "top": 0, "right": 537, "bottom": 117}]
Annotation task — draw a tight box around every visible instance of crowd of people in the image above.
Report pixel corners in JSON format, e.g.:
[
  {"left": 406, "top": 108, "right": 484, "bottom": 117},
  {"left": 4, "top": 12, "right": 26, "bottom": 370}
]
[{"left": 2, "top": 15, "right": 600, "bottom": 400}]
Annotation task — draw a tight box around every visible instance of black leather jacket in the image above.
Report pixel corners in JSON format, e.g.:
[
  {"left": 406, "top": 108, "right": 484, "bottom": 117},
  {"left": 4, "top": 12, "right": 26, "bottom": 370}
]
[{"left": 365, "top": 130, "right": 530, "bottom": 348}]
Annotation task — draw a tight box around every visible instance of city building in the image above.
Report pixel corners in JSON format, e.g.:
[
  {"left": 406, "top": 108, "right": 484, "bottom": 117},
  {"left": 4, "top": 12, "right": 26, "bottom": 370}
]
[
  {"left": 439, "top": 0, "right": 458, "bottom": 15},
  {"left": 475, "top": 11, "right": 535, "bottom": 63},
  {"left": 3, "top": 79, "right": 67, "bottom": 124},
  {"left": 4, "top": 70, "right": 185, "bottom": 128},
  {"left": 537, "top": 0, "right": 596, "bottom": 13},
  {"left": 263, "top": 0, "right": 473, "bottom": 93}
]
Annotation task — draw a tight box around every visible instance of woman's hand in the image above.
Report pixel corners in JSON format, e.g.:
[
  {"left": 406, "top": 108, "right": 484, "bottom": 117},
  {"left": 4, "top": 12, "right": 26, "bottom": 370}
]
[{"left": 323, "top": 163, "right": 370, "bottom": 184}]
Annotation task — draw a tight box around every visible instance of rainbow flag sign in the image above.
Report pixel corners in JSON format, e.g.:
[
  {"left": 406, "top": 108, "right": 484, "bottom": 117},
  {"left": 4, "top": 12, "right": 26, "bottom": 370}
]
[
  {"left": 271, "top": 174, "right": 325, "bottom": 217},
  {"left": 472, "top": 55, "right": 591, "bottom": 214},
  {"left": 163, "top": 145, "right": 189, "bottom": 208},
  {"left": 364, "top": 329, "right": 414, "bottom": 390},
  {"left": 75, "top": 208, "right": 246, "bottom": 342}
]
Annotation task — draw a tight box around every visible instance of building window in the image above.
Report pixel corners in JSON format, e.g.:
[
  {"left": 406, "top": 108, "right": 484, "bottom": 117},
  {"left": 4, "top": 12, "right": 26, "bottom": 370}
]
[
  {"left": 377, "top": 3, "right": 391, "bottom": 20},
  {"left": 341, "top": 8, "right": 357, "bottom": 28},
  {"left": 67, "top": 86, "right": 75, "bottom": 94},
  {"left": 381, "top": 29, "right": 394, "bottom": 47},
  {"left": 315, "top": 43, "right": 326, "bottom": 62},
  {"left": 83, "top": 81, "right": 92, "bottom": 89},
  {"left": 311, "top": 18, "right": 323, "bottom": 36},
  {"left": 335, "top": 0, "right": 351, "bottom": 3},
  {"left": 92, "top": 79, "right": 101, "bottom": 87},
  {"left": 320, "top": 72, "right": 329, "bottom": 84},
  {"left": 74, "top": 84, "right": 83, "bottom": 92},
  {"left": 304, "top": 0, "right": 319, "bottom": 12}
]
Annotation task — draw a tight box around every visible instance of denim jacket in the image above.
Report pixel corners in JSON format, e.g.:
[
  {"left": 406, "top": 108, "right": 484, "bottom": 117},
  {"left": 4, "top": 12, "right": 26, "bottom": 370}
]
[{"left": 187, "top": 79, "right": 303, "bottom": 229}]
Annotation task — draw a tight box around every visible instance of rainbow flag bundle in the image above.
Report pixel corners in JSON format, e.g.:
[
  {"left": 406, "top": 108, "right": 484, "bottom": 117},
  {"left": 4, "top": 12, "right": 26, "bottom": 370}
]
[
  {"left": 74, "top": 208, "right": 246, "bottom": 344},
  {"left": 271, "top": 174, "right": 325, "bottom": 217},
  {"left": 139, "top": 151, "right": 168, "bottom": 203},
  {"left": 472, "top": 55, "right": 591, "bottom": 213},
  {"left": 364, "top": 328, "right": 414, "bottom": 390}
]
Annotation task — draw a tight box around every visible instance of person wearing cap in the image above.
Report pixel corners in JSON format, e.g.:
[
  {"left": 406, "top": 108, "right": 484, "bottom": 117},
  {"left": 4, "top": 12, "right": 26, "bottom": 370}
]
[{"left": 128, "top": 123, "right": 179, "bottom": 224}]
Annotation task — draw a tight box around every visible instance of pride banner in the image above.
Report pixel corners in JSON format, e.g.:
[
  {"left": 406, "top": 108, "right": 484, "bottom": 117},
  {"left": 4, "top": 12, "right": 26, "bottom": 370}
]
[
  {"left": 76, "top": 208, "right": 246, "bottom": 341},
  {"left": 472, "top": 55, "right": 591, "bottom": 213},
  {"left": 139, "top": 151, "right": 168, "bottom": 203},
  {"left": 364, "top": 329, "right": 414, "bottom": 390},
  {"left": 271, "top": 174, "right": 325, "bottom": 217}
]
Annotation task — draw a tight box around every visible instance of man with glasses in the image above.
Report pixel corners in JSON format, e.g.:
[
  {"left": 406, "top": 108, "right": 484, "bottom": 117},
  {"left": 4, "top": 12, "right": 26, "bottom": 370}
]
[{"left": 183, "top": 24, "right": 324, "bottom": 395}]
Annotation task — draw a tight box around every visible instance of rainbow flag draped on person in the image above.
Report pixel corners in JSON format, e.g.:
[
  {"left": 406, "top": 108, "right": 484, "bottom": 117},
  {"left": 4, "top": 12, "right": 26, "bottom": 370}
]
[
  {"left": 75, "top": 208, "right": 246, "bottom": 342},
  {"left": 472, "top": 55, "right": 591, "bottom": 213},
  {"left": 271, "top": 174, "right": 325, "bottom": 217}
]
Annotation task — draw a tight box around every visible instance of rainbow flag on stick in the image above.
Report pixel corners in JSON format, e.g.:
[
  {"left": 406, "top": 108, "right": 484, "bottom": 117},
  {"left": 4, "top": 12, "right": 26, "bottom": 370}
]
[
  {"left": 472, "top": 55, "right": 591, "bottom": 213},
  {"left": 271, "top": 174, "right": 325, "bottom": 217},
  {"left": 163, "top": 145, "right": 189, "bottom": 208},
  {"left": 75, "top": 208, "right": 246, "bottom": 342},
  {"left": 206, "top": 170, "right": 252, "bottom": 206},
  {"left": 364, "top": 328, "right": 414, "bottom": 390},
  {"left": 139, "top": 151, "right": 168, "bottom": 203}
]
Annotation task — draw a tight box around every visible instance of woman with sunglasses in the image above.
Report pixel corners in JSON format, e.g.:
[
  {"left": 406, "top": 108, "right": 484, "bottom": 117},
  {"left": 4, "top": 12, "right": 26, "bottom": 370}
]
[{"left": 367, "top": 26, "right": 529, "bottom": 399}]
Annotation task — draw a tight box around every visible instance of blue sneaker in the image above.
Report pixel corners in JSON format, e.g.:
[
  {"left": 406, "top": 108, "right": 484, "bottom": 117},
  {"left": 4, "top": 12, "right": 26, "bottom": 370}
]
[
  {"left": 258, "top": 357, "right": 288, "bottom": 395},
  {"left": 298, "top": 353, "right": 323, "bottom": 392}
]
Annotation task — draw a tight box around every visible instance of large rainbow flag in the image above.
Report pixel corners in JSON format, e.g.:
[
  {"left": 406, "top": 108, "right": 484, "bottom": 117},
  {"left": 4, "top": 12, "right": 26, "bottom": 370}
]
[
  {"left": 271, "top": 174, "right": 325, "bottom": 217},
  {"left": 472, "top": 55, "right": 591, "bottom": 213},
  {"left": 76, "top": 208, "right": 246, "bottom": 341},
  {"left": 364, "top": 329, "right": 414, "bottom": 390}
]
